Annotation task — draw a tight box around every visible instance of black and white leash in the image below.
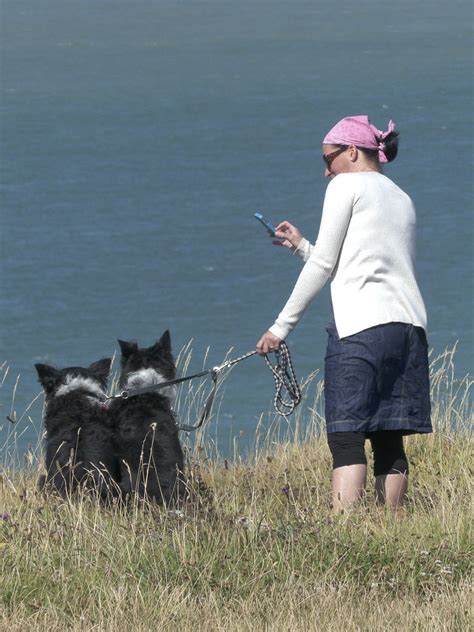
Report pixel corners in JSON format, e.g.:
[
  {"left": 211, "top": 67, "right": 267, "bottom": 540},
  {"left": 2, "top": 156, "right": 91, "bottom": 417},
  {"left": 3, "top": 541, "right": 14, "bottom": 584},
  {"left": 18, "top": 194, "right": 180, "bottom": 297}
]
[
  {"left": 262, "top": 343, "right": 302, "bottom": 416},
  {"left": 104, "top": 342, "right": 301, "bottom": 432}
]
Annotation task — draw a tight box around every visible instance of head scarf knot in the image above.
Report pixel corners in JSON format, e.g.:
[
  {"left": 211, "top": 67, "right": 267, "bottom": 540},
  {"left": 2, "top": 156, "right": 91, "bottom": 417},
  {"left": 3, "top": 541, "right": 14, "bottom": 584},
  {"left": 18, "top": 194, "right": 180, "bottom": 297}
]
[{"left": 323, "top": 115, "right": 396, "bottom": 163}]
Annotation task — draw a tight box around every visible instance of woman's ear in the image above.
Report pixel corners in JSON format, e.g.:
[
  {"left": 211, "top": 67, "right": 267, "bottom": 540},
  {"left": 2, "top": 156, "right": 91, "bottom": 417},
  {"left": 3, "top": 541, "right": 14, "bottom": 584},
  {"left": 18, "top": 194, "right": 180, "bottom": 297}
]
[{"left": 348, "top": 145, "right": 358, "bottom": 162}]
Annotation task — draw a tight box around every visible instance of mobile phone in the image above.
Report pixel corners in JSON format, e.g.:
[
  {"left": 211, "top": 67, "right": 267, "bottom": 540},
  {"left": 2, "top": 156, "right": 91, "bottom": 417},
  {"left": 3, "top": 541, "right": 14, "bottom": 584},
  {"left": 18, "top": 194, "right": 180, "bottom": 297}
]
[{"left": 254, "top": 212, "right": 280, "bottom": 238}]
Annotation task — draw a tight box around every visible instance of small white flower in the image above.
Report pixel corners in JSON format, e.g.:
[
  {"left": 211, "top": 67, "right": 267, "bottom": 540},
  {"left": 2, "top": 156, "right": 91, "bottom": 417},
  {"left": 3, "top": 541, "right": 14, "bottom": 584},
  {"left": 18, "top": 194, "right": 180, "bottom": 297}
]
[{"left": 169, "top": 509, "right": 184, "bottom": 518}]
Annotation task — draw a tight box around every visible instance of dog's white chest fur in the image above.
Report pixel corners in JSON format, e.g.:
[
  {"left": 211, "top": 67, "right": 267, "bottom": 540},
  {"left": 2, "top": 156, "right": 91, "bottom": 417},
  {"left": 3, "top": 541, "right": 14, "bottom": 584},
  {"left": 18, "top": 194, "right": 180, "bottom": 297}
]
[{"left": 125, "top": 368, "right": 177, "bottom": 402}]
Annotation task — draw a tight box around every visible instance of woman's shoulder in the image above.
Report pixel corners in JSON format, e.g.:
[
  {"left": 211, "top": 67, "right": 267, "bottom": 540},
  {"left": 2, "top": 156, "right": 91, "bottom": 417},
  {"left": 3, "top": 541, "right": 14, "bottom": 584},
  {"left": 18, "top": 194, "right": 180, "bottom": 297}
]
[
  {"left": 326, "top": 172, "right": 380, "bottom": 196},
  {"left": 329, "top": 172, "right": 410, "bottom": 197},
  {"left": 326, "top": 173, "right": 413, "bottom": 211},
  {"left": 327, "top": 171, "right": 381, "bottom": 188}
]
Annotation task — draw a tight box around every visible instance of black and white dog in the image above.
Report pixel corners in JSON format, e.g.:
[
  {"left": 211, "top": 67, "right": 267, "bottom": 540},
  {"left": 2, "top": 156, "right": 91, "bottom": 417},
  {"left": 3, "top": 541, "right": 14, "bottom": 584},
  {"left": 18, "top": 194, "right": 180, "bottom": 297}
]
[
  {"left": 35, "top": 358, "right": 119, "bottom": 500},
  {"left": 108, "top": 331, "right": 185, "bottom": 504}
]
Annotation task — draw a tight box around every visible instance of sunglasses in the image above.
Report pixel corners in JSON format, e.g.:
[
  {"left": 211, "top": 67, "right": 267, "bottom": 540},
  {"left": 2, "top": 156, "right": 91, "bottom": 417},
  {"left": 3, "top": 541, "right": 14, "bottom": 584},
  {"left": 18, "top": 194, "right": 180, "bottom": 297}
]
[{"left": 322, "top": 145, "right": 348, "bottom": 169}]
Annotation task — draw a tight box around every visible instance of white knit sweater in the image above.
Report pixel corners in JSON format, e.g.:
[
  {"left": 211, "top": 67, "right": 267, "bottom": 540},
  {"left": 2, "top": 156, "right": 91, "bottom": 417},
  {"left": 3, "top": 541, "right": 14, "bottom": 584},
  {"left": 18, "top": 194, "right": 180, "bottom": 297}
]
[{"left": 269, "top": 172, "right": 427, "bottom": 340}]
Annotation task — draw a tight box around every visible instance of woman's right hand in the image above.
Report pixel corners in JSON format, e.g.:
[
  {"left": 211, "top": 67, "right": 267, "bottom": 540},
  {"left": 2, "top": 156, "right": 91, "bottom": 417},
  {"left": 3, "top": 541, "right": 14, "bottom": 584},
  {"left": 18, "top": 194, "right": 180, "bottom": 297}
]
[{"left": 273, "top": 221, "right": 303, "bottom": 251}]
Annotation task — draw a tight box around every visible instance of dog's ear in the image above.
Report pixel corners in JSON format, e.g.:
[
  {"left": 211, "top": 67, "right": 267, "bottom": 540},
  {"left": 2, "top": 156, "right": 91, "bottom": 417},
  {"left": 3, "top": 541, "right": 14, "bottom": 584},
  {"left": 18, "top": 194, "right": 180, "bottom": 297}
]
[
  {"left": 35, "top": 363, "right": 61, "bottom": 395},
  {"left": 152, "top": 330, "right": 172, "bottom": 356},
  {"left": 118, "top": 340, "right": 138, "bottom": 360},
  {"left": 89, "top": 358, "right": 112, "bottom": 380}
]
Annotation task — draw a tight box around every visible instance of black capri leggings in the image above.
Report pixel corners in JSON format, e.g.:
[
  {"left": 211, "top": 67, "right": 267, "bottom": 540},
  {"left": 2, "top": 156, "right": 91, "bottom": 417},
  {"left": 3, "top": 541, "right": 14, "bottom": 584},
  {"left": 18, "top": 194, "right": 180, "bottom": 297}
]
[{"left": 327, "top": 431, "right": 409, "bottom": 477}]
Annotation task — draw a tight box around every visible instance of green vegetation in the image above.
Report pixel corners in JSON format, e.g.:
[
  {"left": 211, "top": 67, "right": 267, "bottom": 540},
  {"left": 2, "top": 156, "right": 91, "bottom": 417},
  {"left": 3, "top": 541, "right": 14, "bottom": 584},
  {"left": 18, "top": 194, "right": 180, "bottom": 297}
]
[{"left": 1, "top": 348, "right": 472, "bottom": 631}]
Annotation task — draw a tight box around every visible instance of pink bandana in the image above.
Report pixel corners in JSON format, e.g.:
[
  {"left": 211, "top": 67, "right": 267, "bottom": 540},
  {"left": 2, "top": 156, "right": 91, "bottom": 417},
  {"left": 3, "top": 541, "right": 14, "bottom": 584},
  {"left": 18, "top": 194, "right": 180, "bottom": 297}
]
[{"left": 323, "top": 115, "right": 396, "bottom": 163}]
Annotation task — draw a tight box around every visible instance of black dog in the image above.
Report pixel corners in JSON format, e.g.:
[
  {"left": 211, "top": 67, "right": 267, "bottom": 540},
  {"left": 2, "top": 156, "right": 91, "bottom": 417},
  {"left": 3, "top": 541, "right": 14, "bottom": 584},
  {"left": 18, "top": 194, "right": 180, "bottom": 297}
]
[
  {"left": 35, "top": 358, "right": 119, "bottom": 500},
  {"left": 109, "top": 331, "right": 185, "bottom": 505}
]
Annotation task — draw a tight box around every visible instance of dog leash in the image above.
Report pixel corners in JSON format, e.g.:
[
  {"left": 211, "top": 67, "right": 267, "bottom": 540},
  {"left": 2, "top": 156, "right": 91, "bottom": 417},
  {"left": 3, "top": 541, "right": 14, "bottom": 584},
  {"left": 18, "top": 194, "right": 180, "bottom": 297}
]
[
  {"left": 104, "top": 342, "right": 301, "bottom": 432},
  {"left": 263, "top": 342, "right": 302, "bottom": 416}
]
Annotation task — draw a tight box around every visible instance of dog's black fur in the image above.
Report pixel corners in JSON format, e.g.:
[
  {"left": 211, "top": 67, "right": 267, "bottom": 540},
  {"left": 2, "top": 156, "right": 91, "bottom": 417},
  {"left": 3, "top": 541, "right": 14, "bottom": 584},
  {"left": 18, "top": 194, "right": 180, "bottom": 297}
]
[
  {"left": 108, "top": 331, "right": 185, "bottom": 504},
  {"left": 35, "top": 358, "right": 120, "bottom": 500}
]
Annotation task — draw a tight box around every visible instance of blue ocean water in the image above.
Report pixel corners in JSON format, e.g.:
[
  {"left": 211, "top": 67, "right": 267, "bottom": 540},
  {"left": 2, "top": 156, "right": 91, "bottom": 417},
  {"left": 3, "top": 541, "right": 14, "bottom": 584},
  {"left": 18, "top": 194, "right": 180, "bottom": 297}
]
[{"left": 1, "top": 0, "right": 472, "bottom": 460}]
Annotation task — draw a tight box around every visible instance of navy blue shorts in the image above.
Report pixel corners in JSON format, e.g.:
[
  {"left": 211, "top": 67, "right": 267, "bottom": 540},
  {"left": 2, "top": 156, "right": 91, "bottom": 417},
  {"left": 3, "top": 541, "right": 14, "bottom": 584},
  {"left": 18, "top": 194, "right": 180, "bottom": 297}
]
[{"left": 324, "top": 322, "right": 432, "bottom": 435}]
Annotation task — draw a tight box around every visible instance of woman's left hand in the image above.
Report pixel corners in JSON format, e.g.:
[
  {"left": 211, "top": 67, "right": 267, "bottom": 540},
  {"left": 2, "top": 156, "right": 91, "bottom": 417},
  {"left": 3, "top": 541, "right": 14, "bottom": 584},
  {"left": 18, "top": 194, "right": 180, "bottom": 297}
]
[{"left": 256, "top": 331, "right": 282, "bottom": 355}]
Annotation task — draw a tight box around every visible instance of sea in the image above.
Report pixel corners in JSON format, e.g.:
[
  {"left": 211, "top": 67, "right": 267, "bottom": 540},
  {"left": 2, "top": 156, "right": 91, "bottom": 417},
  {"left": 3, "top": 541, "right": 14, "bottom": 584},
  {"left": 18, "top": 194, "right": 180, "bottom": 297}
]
[{"left": 1, "top": 0, "right": 472, "bottom": 462}]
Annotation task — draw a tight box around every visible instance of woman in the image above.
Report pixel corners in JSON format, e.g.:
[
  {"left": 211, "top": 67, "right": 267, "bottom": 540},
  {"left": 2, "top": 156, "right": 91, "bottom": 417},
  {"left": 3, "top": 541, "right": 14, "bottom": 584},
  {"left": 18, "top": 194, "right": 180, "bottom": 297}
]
[{"left": 256, "top": 115, "right": 431, "bottom": 512}]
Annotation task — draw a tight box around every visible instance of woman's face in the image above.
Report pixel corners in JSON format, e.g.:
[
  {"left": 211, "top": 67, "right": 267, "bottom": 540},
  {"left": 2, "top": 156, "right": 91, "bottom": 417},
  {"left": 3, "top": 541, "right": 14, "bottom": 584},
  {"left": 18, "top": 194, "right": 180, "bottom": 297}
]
[{"left": 322, "top": 144, "right": 352, "bottom": 178}]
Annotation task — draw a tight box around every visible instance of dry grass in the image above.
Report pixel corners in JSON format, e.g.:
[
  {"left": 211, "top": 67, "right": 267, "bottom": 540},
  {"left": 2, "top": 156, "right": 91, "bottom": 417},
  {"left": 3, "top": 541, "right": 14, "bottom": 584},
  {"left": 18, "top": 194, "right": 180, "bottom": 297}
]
[{"left": 1, "top": 346, "right": 472, "bottom": 631}]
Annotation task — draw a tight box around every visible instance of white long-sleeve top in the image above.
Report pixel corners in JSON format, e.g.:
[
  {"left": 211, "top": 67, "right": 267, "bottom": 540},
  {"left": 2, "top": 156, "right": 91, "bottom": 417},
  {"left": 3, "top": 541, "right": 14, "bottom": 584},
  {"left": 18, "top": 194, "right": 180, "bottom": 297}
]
[{"left": 269, "top": 172, "right": 427, "bottom": 340}]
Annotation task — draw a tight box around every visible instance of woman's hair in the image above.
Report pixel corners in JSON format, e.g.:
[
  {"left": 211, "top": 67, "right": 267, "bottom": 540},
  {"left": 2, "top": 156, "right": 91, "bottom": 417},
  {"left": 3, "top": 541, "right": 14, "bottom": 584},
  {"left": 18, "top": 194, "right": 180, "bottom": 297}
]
[{"left": 356, "top": 130, "right": 400, "bottom": 163}]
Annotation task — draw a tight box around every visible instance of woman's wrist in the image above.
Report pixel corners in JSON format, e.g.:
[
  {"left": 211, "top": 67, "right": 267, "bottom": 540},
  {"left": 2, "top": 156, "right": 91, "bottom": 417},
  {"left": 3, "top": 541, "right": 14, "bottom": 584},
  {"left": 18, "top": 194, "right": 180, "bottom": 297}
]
[{"left": 293, "top": 237, "right": 310, "bottom": 258}]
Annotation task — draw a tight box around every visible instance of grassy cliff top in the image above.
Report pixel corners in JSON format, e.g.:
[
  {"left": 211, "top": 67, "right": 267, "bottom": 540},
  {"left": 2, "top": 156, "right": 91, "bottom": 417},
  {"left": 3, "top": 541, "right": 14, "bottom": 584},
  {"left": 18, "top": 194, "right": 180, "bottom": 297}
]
[{"left": 1, "top": 347, "right": 472, "bottom": 631}]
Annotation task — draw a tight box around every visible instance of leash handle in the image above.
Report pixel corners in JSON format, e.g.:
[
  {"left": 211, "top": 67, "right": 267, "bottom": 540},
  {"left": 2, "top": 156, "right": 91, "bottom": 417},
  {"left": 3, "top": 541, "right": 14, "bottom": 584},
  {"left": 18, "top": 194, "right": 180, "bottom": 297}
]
[{"left": 263, "top": 342, "right": 302, "bottom": 416}]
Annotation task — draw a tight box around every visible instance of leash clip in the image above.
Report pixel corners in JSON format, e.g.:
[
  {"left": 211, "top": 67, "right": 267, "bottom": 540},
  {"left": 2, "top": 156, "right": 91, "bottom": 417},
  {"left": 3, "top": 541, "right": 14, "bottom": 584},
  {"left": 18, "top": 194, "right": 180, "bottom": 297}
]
[{"left": 103, "top": 390, "right": 129, "bottom": 402}]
